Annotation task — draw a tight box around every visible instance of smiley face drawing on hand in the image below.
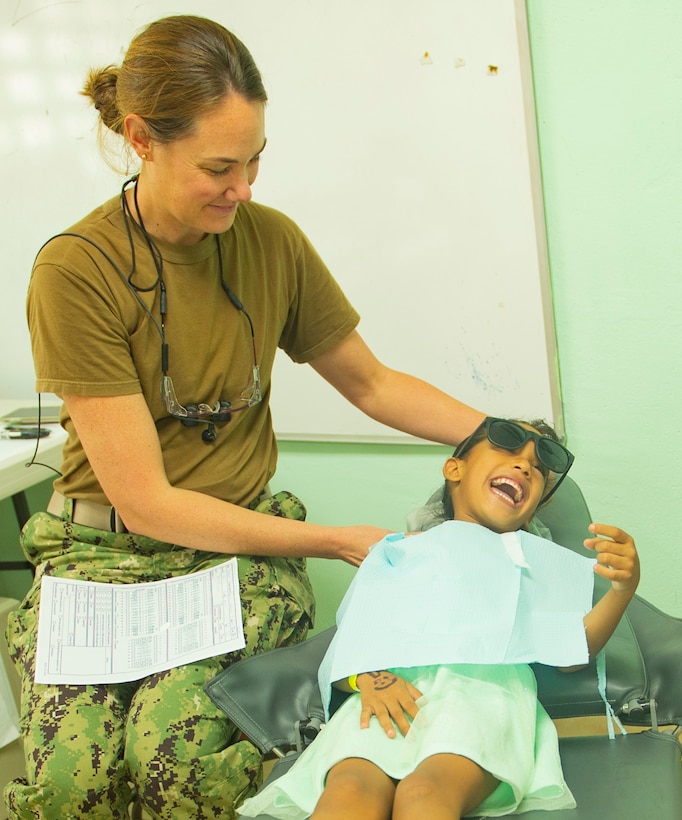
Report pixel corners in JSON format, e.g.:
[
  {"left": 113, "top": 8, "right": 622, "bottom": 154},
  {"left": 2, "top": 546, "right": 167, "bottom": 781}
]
[{"left": 367, "top": 671, "right": 399, "bottom": 691}]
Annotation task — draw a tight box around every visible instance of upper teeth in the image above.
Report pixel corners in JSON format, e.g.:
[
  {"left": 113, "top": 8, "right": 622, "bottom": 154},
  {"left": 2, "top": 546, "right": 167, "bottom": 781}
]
[{"left": 491, "top": 478, "right": 523, "bottom": 503}]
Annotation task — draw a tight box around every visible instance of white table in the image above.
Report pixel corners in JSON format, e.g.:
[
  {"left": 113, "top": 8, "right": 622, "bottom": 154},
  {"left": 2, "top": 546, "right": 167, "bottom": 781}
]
[{"left": 0, "top": 399, "right": 67, "bottom": 570}]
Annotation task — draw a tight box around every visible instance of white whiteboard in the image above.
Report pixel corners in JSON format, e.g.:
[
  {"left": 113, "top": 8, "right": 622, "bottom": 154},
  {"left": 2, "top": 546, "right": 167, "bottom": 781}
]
[{"left": 0, "top": 0, "right": 561, "bottom": 442}]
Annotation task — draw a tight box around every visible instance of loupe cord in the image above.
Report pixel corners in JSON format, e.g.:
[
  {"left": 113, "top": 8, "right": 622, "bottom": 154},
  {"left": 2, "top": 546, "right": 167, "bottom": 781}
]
[{"left": 23, "top": 393, "right": 62, "bottom": 477}]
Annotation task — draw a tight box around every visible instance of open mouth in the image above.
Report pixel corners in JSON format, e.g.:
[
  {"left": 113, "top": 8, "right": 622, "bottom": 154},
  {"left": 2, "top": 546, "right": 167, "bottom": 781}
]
[{"left": 490, "top": 477, "right": 525, "bottom": 507}]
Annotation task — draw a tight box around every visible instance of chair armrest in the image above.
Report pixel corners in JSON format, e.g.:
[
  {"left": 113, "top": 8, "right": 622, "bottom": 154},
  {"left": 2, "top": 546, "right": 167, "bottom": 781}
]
[{"left": 204, "top": 628, "right": 336, "bottom": 756}]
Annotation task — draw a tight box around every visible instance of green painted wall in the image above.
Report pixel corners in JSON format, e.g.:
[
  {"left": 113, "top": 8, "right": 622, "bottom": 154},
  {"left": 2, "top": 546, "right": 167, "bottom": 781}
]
[
  {"left": 2, "top": 1, "right": 680, "bottom": 627},
  {"left": 526, "top": 0, "right": 682, "bottom": 615}
]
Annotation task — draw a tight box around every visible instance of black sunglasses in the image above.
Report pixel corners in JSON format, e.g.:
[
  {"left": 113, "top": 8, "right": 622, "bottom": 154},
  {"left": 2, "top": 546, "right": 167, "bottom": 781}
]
[{"left": 454, "top": 417, "right": 575, "bottom": 504}]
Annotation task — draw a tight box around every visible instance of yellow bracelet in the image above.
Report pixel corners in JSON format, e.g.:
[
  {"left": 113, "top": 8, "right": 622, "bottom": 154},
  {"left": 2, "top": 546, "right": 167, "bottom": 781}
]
[{"left": 347, "top": 674, "right": 360, "bottom": 692}]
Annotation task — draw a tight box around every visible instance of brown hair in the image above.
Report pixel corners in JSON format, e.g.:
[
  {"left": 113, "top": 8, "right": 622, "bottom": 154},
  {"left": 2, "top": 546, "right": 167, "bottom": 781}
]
[{"left": 81, "top": 15, "right": 267, "bottom": 145}]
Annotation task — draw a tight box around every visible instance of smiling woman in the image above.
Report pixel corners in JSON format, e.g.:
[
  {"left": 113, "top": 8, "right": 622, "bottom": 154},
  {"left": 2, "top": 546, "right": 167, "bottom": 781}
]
[
  {"left": 6, "top": 12, "right": 484, "bottom": 820},
  {"left": 124, "top": 95, "right": 266, "bottom": 244},
  {"left": 82, "top": 16, "right": 268, "bottom": 245}
]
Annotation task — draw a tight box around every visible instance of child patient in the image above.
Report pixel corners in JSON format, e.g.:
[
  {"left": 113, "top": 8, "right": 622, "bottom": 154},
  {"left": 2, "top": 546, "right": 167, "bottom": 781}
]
[{"left": 238, "top": 417, "right": 640, "bottom": 819}]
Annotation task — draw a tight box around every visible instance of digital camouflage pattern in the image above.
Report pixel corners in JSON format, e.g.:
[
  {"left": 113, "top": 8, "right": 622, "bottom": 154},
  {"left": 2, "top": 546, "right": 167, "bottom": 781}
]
[{"left": 4, "top": 491, "right": 314, "bottom": 819}]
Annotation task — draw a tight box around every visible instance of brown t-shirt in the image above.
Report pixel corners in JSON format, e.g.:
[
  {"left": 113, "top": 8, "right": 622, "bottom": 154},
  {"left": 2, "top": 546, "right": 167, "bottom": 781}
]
[{"left": 28, "top": 194, "right": 359, "bottom": 506}]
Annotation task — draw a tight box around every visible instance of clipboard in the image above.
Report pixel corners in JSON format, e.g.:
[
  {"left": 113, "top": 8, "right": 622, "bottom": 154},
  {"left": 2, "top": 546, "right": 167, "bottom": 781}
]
[{"left": 0, "top": 405, "right": 61, "bottom": 425}]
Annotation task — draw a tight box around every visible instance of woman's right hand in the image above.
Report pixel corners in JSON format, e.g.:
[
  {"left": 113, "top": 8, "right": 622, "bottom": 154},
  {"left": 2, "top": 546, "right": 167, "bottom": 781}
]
[
  {"left": 62, "top": 393, "right": 393, "bottom": 564},
  {"left": 333, "top": 526, "right": 394, "bottom": 566}
]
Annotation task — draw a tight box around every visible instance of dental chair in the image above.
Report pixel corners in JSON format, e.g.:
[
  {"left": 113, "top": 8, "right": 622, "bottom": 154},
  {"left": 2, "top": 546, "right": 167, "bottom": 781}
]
[{"left": 205, "top": 477, "right": 682, "bottom": 819}]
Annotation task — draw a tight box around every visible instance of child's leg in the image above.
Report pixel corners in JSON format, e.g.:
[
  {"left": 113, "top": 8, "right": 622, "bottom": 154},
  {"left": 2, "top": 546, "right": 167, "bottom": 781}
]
[
  {"left": 393, "top": 753, "right": 498, "bottom": 819},
  {"left": 311, "top": 757, "right": 395, "bottom": 820}
]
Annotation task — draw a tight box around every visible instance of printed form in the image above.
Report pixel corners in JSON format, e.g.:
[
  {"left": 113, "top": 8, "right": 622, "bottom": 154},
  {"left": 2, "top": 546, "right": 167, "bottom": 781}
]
[{"left": 35, "top": 559, "right": 245, "bottom": 685}]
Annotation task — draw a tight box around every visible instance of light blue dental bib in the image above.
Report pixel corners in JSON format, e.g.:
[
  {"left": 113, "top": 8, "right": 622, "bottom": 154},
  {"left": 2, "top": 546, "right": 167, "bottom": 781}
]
[{"left": 318, "top": 521, "right": 596, "bottom": 716}]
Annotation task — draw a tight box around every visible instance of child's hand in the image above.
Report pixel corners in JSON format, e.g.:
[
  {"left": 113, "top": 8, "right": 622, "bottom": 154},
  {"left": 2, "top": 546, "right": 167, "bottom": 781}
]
[
  {"left": 356, "top": 671, "right": 423, "bottom": 738},
  {"left": 584, "top": 523, "right": 640, "bottom": 596}
]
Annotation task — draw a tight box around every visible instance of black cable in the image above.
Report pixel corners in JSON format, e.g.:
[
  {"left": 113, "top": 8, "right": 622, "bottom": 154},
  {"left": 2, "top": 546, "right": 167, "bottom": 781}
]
[{"left": 22, "top": 393, "right": 62, "bottom": 477}]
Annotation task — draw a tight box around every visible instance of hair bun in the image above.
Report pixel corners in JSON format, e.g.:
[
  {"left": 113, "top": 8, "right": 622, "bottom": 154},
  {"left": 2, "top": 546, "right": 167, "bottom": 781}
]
[{"left": 81, "top": 66, "right": 123, "bottom": 134}]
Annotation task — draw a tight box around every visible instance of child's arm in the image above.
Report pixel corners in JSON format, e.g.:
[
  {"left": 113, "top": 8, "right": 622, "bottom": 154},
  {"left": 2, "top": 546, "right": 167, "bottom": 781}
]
[
  {"left": 336, "top": 671, "right": 423, "bottom": 737},
  {"left": 568, "top": 523, "right": 640, "bottom": 669}
]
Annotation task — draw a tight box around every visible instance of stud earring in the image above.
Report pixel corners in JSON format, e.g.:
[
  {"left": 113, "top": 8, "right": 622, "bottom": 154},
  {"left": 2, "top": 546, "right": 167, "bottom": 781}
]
[{"left": 140, "top": 153, "right": 147, "bottom": 160}]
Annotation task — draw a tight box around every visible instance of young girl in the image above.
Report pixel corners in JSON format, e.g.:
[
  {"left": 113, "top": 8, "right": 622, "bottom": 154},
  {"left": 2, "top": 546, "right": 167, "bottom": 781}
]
[{"left": 237, "top": 417, "right": 640, "bottom": 819}]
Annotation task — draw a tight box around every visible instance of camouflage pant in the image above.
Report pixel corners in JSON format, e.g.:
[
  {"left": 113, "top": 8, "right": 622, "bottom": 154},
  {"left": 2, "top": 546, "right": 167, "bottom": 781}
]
[{"left": 4, "top": 492, "right": 315, "bottom": 819}]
